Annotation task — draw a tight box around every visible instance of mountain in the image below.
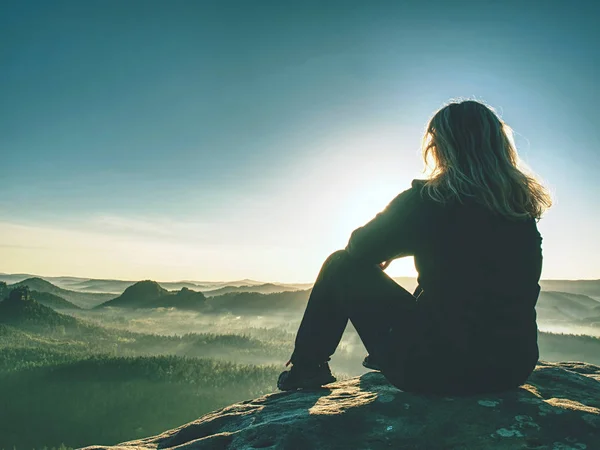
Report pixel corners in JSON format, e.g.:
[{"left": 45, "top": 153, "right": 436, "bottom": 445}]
[
  {"left": 97, "top": 281, "right": 206, "bottom": 311},
  {"left": 536, "top": 291, "right": 600, "bottom": 322},
  {"left": 0, "top": 274, "right": 93, "bottom": 289},
  {"left": 580, "top": 314, "right": 600, "bottom": 327},
  {"left": 539, "top": 279, "right": 600, "bottom": 298},
  {"left": 30, "top": 291, "right": 81, "bottom": 310},
  {"left": 97, "top": 280, "right": 308, "bottom": 312},
  {"left": 218, "top": 278, "right": 266, "bottom": 287},
  {"left": 203, "top": 283, "right": 302, "bottom": 297},
  {"left": 0, "top": 287, "right": 79, "bottom": 328},
  {"left": 280, "top": 282, "right": 315, "bottom": 290},
  {"left": 41, "top": 276, "right": 94, "bottom": 289},
  {"left": 146, "top": 287, "right": 207, "bottom": 311},
  {"left": 45, "top": 278, "right": 209, "bottom": 295},
  {"left": 97, "top": 280, "right": 169, "bottom": 308},
  {"left": 205, "top": 289, "right": 310, "bottom": 314},
  {"left": 190, "top": 278, "right": 268, "bottom": 289},
  {"left": 11, "top": 277, "right": 78, "bottom": 296},
  {"left": 0, "top": 274, "right": 36, "bottom": 285},
  {"left": 83, "top": 361, "right": 600, "bottom": 450},
  {"left": 9, "top": 278, "right": 115, "bottom": 308},
  {"left": 158, "top": 282, "right": 210, "bottom": 291},
  {"left": 68, "top": 279, "right": 137, "bottom": 294}
]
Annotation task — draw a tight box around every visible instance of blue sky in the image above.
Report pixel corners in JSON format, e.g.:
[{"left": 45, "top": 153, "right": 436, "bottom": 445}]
[{"left": 1, "top": 0, "right": 598, "bottom": 282}]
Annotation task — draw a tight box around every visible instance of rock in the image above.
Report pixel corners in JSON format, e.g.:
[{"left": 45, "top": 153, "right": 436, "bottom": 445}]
[{"left": 83, "top": 361, "right": 600, "bottom": 450}]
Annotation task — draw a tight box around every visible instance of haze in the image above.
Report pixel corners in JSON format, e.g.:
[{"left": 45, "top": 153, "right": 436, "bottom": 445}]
[{"left": 1, "top": 0, "right": 598, "bottom": 282}]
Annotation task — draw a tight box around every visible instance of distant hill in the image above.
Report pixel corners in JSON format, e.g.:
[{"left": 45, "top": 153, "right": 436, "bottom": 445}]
[
  {"left": 158, "top": 281, "right": 209, "bottom": 291},
  {"left": 217, "top": 278, "right": 267, "bottom": 287},
  {"left": 539, "top": 279, "right": 600, "bottom": 298},
  {"left": 205, "top": 289, "right": 311, "bottom": 314},
  {"left": 3, "top": 274, "right": 599, "bottom": 306},
  {"left": 98, "top": 280, "right": 307, "bottom": 313},
  {"left": 0, "top": 274, "right": 36, "bottom": 285},
  {"left": 0, "top": 274, "right": 92, "bottom": 289},
  {"left": 280, "top": 282, "right": 314, "bottom": 290},
  {"left": 11, "top": 277, "right": 65, "bottom": 294},
  {"left": 0, "top": 287, "right": 79, "bottom": 329},
  {"left": 580, "top": 314, "right": 600, "bottom": 327},
  {"left": 97, "top": 280, "right": 168, "bottom": 308},
  {"left": 42, "top": 276, "right": 94, "bottom": 289},
  {"left": 203, "top": 283, "right": 303, "bottom": 297},
  {"left": 97, "top": 281, "right": 206, "bottom": 311},
  {"left": 536, "top": 291, "right": 600, "bottom": 323},
  {"left": 188, "top": 279, "right": 271, "bottom": 289},
  {"left": 29, "top": 291, "right": 81, "bottom": 310},
  {"left": 147, "top": 287, "right": 207, "bottom": 311},
  {"left": 200, "top": 288, "right": 600, "bottom": 321},
  {"left": 64, "top": 277, "right": 266, "bottom": 292},
  {"left": 35, "top": 279, "right": 210, "bottom": 297},
  {"left": 67, "top": 279, "right": 137, "bottom": 294},
  {"left": 0, "top": 282, "right": 76, "bottom": 310},
  {"left": 9, "top": 278, "right": 115, "bottom": 308}
]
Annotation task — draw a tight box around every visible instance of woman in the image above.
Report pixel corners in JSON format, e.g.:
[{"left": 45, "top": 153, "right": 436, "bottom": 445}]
[{"left": 278, "top": 99, "right": 552, "bottom": 395}]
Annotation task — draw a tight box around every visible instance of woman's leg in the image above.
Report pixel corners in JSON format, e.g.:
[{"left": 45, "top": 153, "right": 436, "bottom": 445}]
[{"left": 289, "top": 249, "right": 418, "bottom": 368}]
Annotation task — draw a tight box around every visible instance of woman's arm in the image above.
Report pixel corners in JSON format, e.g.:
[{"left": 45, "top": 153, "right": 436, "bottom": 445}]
[{"left": 345, "top": 182, "right": 423, "bottom": 266}]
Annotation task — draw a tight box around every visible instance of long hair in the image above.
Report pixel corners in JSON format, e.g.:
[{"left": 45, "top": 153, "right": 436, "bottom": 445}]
[{"left": 420, "top": 99, "right": 552, "bottom": 220}]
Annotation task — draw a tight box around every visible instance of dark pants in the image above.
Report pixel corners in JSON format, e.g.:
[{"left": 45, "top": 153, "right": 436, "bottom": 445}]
[
  {"left": 290, "top": 249, "right": 536, "bottom": 395},
  {"left": 290, "top": 249, "right": 419, "bottom": 377}
]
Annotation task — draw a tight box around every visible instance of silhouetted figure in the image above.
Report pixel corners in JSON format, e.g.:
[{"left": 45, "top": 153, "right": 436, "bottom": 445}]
[{"left": 278, "top": 100, "right": 552, "bottom": 395}]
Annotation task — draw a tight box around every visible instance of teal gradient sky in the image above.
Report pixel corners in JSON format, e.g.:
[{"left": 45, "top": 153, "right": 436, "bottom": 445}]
[{"left": 1, "top": 0, "right": 598, "bottom": 282}]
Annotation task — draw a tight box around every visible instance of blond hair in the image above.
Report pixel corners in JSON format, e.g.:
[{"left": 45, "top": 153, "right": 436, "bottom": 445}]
[{"left": 420, "top": 99, "right": 552, "bottom": 220}]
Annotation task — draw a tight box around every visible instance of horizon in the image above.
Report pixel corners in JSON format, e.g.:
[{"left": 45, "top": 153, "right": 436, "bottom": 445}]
[
  {"left": 1, "top": 271, "right": 598, "bottom": 286},
  {"left": 1, "top": 0, "right": 599, "bottom": 281}
]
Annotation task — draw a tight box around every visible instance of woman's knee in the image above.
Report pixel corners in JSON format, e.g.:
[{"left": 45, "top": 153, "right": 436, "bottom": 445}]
[
  {"left": 318, "top": 249, "right": 365, "bottom": 283},
  {"left": 322, "top": 249, "right": 352, "bottom": 270}
]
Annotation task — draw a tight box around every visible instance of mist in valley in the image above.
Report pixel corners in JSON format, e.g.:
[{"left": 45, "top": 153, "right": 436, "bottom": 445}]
[
  {"left": 70, "top": 295, "right": 600, "bottom": 370},
  {"left": 70, "top": 304, "right": 372, "bottom": 377},
  {"left": 1, "top": 274, "right": 600, "bottom": 449}
]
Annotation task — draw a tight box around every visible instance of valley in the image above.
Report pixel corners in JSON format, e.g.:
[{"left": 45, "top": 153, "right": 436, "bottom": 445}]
[{"left": 0, "top": 275, "right": 599, "bottom": 449}]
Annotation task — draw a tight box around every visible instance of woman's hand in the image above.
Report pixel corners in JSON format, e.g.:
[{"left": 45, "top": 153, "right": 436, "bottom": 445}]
[{"left": 379, "top": 260, "right": 392, "bottom": 270}]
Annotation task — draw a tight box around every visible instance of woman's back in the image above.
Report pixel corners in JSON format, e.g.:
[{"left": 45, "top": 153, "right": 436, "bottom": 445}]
[
  {"left": 415, "top": 181, "right": 543, "bottom": 304},
  {"left": 411, "top": 184, "right": 542, "bottom": 374}
]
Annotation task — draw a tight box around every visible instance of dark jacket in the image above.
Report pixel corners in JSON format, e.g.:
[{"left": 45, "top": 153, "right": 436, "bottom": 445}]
[{"left": 346, "top": 179, "right": 542, "bottom": 393}]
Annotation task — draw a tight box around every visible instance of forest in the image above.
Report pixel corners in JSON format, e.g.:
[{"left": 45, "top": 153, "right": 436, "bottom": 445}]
[{"left": 0, "top": 277, "right": 599, "bottom": 449}]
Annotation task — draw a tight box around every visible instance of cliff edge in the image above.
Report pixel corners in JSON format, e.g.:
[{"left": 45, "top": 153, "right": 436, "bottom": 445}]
[{"left": 83, "top": 361, "right": 600, "bottom": 449}]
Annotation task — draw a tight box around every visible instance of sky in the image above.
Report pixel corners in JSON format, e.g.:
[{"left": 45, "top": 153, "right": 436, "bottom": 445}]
[{"left": 1, "top": 0, "right": 599, "bottom": 282}]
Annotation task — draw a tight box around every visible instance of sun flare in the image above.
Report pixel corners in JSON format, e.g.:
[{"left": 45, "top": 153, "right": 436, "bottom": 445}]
[{"left": 328, "top": 178, "right": 418, "bottom": 277}]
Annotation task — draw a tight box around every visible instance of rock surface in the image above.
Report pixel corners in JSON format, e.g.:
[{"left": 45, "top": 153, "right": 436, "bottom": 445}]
[{"left": 83, "top": 361, "right": 600, "bottom": 450}]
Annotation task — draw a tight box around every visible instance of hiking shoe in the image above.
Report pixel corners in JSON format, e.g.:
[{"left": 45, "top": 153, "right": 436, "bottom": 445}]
[
  {"left": 277, "top": 362, "right": 336, "bottom": 391},
  {"left": 362, "top": 354, "right": 382, "bottom": 371}
]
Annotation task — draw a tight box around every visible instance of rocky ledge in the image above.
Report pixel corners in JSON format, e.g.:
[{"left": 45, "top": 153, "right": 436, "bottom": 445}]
[{"left": 83, "top": 361, "right": 600, "bottom": 450}]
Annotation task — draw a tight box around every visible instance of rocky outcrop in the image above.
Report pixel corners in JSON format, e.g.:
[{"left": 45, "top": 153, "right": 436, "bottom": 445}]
[
  {"left": 96, "top": 280, "right": 169, "bottom": 309},
  {"left": 96, "top": 282, "right": 206, "bottom": 311},
  {"left": 83, "top": 361, "right": 600, "bottom": 450}
]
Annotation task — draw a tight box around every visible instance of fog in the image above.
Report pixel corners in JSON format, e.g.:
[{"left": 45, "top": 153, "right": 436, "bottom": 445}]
[
  {"left": 70, "top": 299, "right": 600, "bottom": 377},
  {"left": 3, "top": 278, "right": 600, "bottom": 449},
  {"left": 69, "top": 307, "right": 371, "bottom": 376}
]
